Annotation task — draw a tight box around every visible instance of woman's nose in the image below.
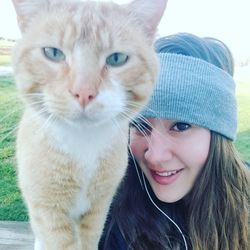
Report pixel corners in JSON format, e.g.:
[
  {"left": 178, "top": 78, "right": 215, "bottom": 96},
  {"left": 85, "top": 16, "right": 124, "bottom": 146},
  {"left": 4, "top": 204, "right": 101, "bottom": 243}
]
[{"left": 144, "top": 130, "right": 173, "bottom": 164}]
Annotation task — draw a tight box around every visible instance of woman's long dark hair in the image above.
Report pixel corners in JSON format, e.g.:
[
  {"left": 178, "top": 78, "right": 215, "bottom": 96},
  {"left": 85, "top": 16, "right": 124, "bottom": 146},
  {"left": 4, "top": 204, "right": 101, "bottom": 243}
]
[
  {"left": 102, "top": 33, "right": 249, "bottom": 249},
  {"left": 187, "top": 133, "right": 249, "bottom": 249}
]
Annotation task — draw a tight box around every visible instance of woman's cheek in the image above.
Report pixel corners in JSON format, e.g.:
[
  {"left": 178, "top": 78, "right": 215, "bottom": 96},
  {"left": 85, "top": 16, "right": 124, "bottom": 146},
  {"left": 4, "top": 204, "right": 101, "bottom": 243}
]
[{"left": 130, "top": 134, "right": 147, "bottom": 160}]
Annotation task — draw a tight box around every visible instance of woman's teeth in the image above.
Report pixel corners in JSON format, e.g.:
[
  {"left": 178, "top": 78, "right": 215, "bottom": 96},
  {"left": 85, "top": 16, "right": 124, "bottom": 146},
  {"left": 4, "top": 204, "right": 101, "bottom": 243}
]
[{"left": 155, "top": 170, "right": 179, "bottom": 177}]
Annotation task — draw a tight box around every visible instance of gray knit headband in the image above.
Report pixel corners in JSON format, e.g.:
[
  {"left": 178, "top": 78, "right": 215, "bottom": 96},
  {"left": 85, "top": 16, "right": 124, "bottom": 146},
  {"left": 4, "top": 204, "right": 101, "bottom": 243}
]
[{"left": 140, "top": 53, "right": 237, "bottom": 141}]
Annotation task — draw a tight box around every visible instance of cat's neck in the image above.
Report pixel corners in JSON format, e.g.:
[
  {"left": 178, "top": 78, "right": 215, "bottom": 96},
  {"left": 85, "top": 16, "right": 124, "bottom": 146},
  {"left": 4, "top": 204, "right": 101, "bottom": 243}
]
[{"left": 31, "top": 109, "right": 129, "bottom": 167}]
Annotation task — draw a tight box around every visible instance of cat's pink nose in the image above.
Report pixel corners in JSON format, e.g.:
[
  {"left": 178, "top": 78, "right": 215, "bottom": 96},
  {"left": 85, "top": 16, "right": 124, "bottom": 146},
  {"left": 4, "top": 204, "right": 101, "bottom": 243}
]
[{"left": 69, "top": 85, "right": 97, "bottom": 107}]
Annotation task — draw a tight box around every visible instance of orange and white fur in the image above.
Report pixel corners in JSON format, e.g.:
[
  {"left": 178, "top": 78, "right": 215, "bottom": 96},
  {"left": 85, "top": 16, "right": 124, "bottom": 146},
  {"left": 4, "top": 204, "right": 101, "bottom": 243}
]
[{"left": 12, "top": 0, "right": 167, "bottom": 249}]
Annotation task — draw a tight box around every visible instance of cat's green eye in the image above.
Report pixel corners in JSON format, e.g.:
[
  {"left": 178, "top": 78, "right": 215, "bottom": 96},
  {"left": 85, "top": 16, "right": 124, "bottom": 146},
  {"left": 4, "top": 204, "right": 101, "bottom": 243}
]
[
  {"left": 106, "top": 52, "right": 129, "bottom": 67},
  {"left": 43, "top": 47, "right": 66, "bottom": 62}
]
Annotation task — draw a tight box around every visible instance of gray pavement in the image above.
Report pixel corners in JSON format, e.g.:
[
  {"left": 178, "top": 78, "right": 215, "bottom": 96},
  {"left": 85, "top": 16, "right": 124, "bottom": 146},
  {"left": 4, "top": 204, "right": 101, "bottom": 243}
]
[{"left": 0, "top": 221, "right": 34, "bottom": 250}]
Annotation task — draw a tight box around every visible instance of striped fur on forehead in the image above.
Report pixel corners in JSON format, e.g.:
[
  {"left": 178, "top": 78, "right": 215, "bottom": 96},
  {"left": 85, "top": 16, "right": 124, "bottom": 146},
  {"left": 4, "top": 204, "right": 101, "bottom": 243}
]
[
  {"left": 51, "top": 1, "right": 152, "bottom": 48},
  {"left": 33, "top": 2, "right": 128, "bottom": 55},
  {"left": 69, "top": 2, "right": 141, "bottom": 50}
]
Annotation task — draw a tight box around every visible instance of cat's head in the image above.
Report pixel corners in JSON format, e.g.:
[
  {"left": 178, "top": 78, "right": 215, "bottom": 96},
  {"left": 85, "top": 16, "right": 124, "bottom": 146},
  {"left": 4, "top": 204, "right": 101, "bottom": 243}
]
[{"left": 12, "top": 0, "right": 167, "bottom": 127}]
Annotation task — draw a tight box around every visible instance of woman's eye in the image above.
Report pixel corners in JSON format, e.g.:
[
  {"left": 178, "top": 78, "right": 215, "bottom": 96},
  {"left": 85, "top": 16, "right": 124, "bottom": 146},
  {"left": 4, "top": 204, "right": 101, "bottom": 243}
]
[
  {"left": 172, "top": 122, "right": 191, "bottom": 132},
  {"left": 43, "top": 47, "right": 66, "bottom": 62},
  {"left": 106, "top": 52, "right": 129, "bottom": 67},
  {"left": 130, "top": 120, "right": 152, "bottom": 136}
]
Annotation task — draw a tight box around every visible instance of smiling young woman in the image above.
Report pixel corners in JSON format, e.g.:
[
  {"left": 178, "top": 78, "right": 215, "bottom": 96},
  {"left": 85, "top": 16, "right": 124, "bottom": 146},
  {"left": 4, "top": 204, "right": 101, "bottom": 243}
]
[
  {"left": 99, "top": 33, "right": 250, "bottom": 250},
  {"left": 130, "top": 119, "right": 211, "bottom": 203}
]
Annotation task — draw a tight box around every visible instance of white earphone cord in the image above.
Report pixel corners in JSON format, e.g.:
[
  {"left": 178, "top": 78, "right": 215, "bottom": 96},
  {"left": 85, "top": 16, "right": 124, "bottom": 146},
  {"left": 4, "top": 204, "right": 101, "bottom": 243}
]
[{"left": 139, "top": 167, "right": 188, "bottom": 250}]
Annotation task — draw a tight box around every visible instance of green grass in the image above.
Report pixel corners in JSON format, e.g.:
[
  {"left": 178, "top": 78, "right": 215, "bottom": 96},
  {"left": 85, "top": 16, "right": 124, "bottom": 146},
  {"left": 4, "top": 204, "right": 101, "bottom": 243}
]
[
  {"left": 0, "top": 75, "right": 249, "bottom": 221},
  {"left": 0, "top": 76, "right": 28, "bottom": 221},
  {"left": 235, "top": 81, "right": 250, "bottom": 161}
]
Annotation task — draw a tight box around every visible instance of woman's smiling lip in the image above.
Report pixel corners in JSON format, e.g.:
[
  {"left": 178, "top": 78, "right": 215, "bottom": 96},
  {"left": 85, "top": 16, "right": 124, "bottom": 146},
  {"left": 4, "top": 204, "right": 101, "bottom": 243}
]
[{"left": 149, "top": 168, "right": 184, "bottom": 185}]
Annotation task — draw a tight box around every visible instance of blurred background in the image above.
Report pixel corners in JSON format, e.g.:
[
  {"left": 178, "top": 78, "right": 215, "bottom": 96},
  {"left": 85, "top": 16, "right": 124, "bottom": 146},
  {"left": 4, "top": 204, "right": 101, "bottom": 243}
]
[{"left": 0, "top": 0, "right": 249, "bottom": 221}]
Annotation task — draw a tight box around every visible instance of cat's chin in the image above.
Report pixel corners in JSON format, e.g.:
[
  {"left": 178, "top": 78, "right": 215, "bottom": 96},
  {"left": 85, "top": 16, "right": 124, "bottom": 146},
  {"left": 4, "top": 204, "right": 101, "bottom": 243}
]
[{"left": 58, "top": 113, "right": 117, "bottom": 129}]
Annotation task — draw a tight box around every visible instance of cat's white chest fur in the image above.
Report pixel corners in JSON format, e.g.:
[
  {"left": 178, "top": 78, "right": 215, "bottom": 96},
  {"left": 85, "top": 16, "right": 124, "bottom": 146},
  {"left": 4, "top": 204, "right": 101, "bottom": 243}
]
[
  {"left": 70, "top": 187, "right": 90, "bottom": 220},
  {"left": 48, "top": 120, "right": 124, "bottom": 219},
  {"left": 49, "top": 120, "right": 120, "bottom": 167}
]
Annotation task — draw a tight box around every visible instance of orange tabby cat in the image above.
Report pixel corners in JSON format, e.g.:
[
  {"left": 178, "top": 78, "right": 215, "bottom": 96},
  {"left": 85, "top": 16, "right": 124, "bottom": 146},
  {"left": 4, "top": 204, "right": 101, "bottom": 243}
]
[{"left": 12, "top": 0, "right": 167, "bottom": 249}]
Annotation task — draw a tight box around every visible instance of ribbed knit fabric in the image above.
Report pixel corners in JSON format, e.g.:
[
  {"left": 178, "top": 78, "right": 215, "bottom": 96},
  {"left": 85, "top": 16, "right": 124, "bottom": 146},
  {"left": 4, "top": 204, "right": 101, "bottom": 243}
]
[{"left": 140, "top": 53, "right": 237, "bottom": 141}]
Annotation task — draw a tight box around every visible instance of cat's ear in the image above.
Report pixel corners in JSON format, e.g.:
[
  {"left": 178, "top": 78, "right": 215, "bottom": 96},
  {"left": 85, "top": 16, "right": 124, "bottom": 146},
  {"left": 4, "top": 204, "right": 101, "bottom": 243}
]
[
  {"left": 127, "top": 0, "right": 168, "bottom": 38},
  {"left": 12, "top": 0, "right": 49, "bottom": 33}
]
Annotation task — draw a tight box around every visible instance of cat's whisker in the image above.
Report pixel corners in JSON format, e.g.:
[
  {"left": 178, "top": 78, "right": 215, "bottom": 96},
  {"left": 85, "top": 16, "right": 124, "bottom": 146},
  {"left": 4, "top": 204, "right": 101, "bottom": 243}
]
[
  {"left": 130, "top": 122, "right": 152, "bottom": 146},
  {"left": 143, "top": 116, "right": 168, "bottom": 133},
  {"left": 3, "top": 94, "right": 41, "bottom": 105},
  {"left": 1, "top": 96, "right": 22, "bottom": 107},
  {"left": 112, "top": 119, "right": 128, "bottom": 144},
  {"left": 0, "top": 105, "right": 51, "bottom": 146},
  {"left": 136, "top": 114, "right": 168, "bottom": 140},
  {"left": 1, "top": 101, "right": 22, "bottom": 108},
  {"left": 119, "top": 112, "right": 152, "bottom": 146},
  {"left": 36, "top": 113, "right": 55, "bottom": 134},
  {"left": 20, "top": 95, "right": 45, "bottom": 106},
  {"left": 24, "top": 95, "right": 44, "bottom": 101},
  {"left": 30, "top": 107, "right": 50, "bottom": 119},
  {"left": 18, "top": 107, "right": 50, "bottom": 129},
  {"left": 134, "top": 114, "right": 159, "bottom": 132},
  {"left": 0, "top": 127, "right": 18, "bottom": 144},
  {"left": 19, "top": 93, "right": 43, "bottom": 102},
  {"left": 127, "top": 101, "right": 158, "bottom": 116},
  {"left": 0, "top": 108, "right": 52, "bottom": 144},
  {"left": 0, "top": 109, "right": 32, "bottom": 143},
  {"left": 112, "top": 115, "right": 147, "bottom": 189},
  {"left": 111, "top": 118, "right": 134, "bottom": 166},
  {"left": 22, "top": 93, "right": 44, "bottom": 97},
  {"left": 123, "top": 109, "right": 149, "bottom": 125},
  {"left": 120, "top": 109, "right": 166, "bottom": 144},
  {"left": 27, "top": 101, "right": 46, "bottom": 108},
  {"left": 125, "top": 101, "right": 142, "bottom": 107},
  {"left": 119, "top": 105, "right": 144, "bottom": 121},
  {"left": 0, "top": 107, "right": 23, "bottom": 124},
  {"left": 112, "top": 112, "right": 145, "bottom": 188}
]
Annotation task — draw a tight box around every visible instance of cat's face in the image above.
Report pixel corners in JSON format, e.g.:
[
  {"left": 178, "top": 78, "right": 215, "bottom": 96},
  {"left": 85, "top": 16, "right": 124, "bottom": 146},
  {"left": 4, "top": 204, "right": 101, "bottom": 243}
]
[{"left": 12, "top": 0, "right": 167, "bottom": 127}]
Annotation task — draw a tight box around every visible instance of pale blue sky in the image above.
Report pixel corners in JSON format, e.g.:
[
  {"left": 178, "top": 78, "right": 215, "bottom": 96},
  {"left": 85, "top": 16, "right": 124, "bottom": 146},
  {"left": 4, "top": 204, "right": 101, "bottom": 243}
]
[{"left": 0, "top": 0, "right": 249, "bottom": 61}]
